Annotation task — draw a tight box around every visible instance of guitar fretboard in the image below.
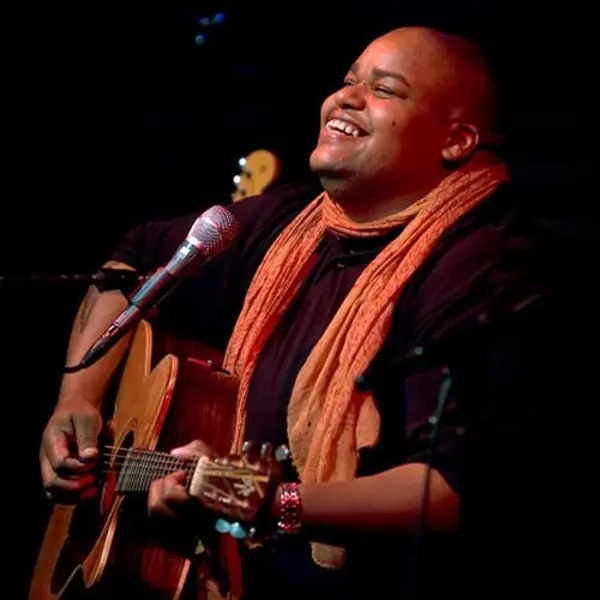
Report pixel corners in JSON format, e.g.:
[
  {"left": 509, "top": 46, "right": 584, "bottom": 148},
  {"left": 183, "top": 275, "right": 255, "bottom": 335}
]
[{"left": 113, "top": 449, "right": 197, "bottom": 493}]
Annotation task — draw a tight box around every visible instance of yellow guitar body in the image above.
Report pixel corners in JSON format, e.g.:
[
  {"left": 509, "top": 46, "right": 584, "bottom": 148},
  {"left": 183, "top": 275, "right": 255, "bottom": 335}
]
[{"left": 231, "top": 149, "right": 280, "bottom": 202}]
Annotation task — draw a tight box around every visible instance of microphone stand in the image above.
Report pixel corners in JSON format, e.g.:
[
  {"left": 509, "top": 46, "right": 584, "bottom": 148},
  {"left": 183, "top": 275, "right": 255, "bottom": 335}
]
[{"left": 0, "top": 267, "right": 149, "bottom": 293}]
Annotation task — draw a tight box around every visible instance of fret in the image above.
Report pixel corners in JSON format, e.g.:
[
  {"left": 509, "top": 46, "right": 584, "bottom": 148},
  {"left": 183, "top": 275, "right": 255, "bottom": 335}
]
[{"left": 115, "top": 448, "right": 195, "bottom": 493}]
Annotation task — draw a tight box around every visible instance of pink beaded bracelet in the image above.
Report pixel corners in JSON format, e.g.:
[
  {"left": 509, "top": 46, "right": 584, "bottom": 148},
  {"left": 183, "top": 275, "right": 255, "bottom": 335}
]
[{"left": 276, "top": 482, "right": 302, "bottom": 535}]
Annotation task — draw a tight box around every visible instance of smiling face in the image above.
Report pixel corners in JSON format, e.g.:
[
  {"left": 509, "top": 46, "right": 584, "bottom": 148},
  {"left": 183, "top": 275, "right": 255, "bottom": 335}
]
[{"left": 309, "top": 27, "right": 497, "bottom": 208}]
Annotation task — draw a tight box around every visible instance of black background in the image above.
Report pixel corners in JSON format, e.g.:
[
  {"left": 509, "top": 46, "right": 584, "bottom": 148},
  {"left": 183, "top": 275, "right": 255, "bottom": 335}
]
[{"left": 1, "top": 1, "right": 596, "bottom": 596}]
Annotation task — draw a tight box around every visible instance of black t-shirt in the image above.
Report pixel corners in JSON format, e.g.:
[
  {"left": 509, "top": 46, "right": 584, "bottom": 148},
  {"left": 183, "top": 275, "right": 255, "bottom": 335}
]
[{"left": 108, "top": 181, "right": 559, "bottom": 599}]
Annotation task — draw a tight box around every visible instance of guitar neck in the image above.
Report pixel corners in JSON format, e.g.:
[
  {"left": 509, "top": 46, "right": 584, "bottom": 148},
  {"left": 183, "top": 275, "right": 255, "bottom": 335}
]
[
  {"left": 112, "top": 448, "right": 197, "bottom": 494},
  {"left": 106, "top": 443, "right": 283, "bottom": 531}
]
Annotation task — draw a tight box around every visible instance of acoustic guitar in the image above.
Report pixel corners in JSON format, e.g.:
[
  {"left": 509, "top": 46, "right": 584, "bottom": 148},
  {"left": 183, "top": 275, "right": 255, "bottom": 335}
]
[
  {"left": 29, "top": 320, "right": 284, "bottom": 600},
  {"left": 231, "top": 149, "right": 280, "bottom": 202}
]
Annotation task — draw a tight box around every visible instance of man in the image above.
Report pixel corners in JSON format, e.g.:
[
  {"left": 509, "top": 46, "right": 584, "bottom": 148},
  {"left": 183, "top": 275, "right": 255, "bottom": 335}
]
[{"left": 39, "top": 26, "right": 555, "bottom": 599}]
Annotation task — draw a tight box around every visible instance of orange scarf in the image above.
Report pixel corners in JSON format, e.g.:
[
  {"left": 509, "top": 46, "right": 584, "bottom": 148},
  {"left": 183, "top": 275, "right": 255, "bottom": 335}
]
[{"left": 222, "top": 153, "right": 509, "bottom": 568}]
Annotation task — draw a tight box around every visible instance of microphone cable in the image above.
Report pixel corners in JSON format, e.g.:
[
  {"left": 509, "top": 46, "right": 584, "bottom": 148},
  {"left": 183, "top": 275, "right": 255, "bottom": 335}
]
[{"left": 402, "top": 359, "right": 454, "bottom": 600}]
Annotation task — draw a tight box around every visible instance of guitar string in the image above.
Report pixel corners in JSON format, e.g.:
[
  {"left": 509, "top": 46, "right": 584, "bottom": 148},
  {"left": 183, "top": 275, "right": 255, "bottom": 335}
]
[
  {"left": 103, "top": 455, "right": 265, "bottom": 475},
  {"left": 103, "top": 461, "right": 268, "bottom": 482},
  {"left": 99, "top": 450, "right": 267, "bottom": 486},
  {"left": 99, "top": 447, "right": 267, "bottom": 476},
  {"left": 101, "top": 445, "right": 276, "bottom": 461},
  {"left": 93, "top": 444, "right": 268, "bottom": 511},
  {"left": 104, "top": 456, "right": 257, "bottom": 512},
  {"left": 117, "top": 456, "right": 195, "bottom": 491},
  {"left": 99, "top": 446, "right": 258, "bottom": 467}
]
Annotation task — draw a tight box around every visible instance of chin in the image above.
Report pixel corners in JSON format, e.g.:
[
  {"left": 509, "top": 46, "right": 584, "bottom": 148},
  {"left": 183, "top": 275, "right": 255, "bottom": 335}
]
[
  {"left": 316, "top": 175, "right": 362, "bottom": 207},
  {"left": 308, "top": 148, "right": 326, "bottom": 173},
  {"left": 310, "top": 155, "right": 347, "bottom": 180},
  {"left": 310, "top": 145, "right": 343, "bottom": 172}
]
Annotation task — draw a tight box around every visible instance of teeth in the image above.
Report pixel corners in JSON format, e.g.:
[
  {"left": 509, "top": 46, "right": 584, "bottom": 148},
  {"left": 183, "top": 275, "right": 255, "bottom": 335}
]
[{"left": 326, "top": 118, "right": 361, "bottom": 137}]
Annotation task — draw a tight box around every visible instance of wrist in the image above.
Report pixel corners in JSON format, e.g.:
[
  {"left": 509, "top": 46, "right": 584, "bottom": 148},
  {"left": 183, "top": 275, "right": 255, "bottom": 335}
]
[{"left": 56, "top": 397, "right": 100, "bottom": 412}]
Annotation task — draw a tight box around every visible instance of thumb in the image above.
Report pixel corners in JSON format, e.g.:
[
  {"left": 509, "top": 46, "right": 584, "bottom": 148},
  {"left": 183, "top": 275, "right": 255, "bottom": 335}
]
[
  {"left": 73, "top": 411, "right": 101, "bottom": 460},
  {"left": 170, "top": 439, "right": 213, "bottom": 460}
]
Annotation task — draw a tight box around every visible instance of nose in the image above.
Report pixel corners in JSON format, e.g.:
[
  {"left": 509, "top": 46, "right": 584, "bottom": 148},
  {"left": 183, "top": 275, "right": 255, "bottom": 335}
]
[{"left": 333, "top": 82, "right": 367, "bottom": 110}]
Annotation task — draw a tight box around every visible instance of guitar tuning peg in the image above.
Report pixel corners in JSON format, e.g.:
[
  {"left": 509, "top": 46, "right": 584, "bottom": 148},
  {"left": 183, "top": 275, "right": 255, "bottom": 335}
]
[
  {"left": 260, "top": 442, "right": 273, "bottom": 458},
  {"left": 241, "top": 440, "right": 256, "bottom": 456},
  {"left": 274, "top": 445, "right": 290, "bottom": 462},
  {"left": 215, "top": 518, "right": 248, "bottom": 540},
  {"left": 215, "top": 518, "right": 231, "bottom": 534},
  {"left": 229, "top": 522, "right": 248, "bottom": 540}
]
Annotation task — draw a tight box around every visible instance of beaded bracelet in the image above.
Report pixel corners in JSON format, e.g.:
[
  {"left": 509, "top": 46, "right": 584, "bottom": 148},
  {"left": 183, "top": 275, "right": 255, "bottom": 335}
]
[{"left": 276, "top": 482, "right": 302, "bottom": 535}]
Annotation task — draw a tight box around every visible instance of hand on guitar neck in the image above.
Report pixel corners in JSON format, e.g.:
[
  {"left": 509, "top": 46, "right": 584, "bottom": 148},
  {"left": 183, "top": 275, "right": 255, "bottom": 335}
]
[
  {"left": 147, "top": 438, "right": 286, "bottom": 541},
  {"left": 146, "top": 439, "right": 216, "bottom": 521}
]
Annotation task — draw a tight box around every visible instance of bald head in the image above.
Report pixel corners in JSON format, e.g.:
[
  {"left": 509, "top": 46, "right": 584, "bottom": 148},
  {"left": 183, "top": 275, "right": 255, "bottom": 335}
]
[{"left": 376, "top": 27, "right": 501, "bottom": 139}]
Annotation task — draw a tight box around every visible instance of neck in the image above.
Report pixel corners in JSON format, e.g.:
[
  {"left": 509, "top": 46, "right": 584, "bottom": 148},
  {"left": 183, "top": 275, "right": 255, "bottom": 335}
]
[
  {"left": 339, "top": 188, "right": 432, "bottom": 223},
  {"left": 322, "top": 173, "right": 448, "bottom": 224},
  {"left": 113, "top": 448, "right": 198, "bottom": 493}
]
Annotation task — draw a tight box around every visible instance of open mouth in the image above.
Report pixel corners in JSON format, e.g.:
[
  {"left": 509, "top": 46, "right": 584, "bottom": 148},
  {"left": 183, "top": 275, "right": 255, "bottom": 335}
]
[{"left": 325, "top": 118, "right": 366, "bottom": 138}]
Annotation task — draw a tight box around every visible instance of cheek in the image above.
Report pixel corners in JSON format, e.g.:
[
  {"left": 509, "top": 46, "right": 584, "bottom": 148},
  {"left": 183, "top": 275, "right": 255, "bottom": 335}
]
[
  {"left": 371, "top": 106, "right": 407, "bottom": 148},
  {"left": 319, "top": 95, "right": 337, "bottom": 122},
  {"left": 369, "top": 117, "right": 431, "bottom": 171},
  {"left": 383, "top": 113, "right": 438, "bottom": 156}
]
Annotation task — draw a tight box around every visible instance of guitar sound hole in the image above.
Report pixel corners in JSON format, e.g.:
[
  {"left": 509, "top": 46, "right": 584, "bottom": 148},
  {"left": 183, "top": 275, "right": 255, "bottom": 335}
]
[{"left": 50, "top": 431, "right": 136, "bottom": 594}]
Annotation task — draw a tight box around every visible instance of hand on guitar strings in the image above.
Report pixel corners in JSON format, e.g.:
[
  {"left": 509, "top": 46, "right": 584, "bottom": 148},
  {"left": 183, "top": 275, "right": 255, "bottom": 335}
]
[
  {"left": 40, "top": 400, "right": 102, "bottom": 503},
  {"left": 147, "top": 439, "right": 216, "bottom": 522}
]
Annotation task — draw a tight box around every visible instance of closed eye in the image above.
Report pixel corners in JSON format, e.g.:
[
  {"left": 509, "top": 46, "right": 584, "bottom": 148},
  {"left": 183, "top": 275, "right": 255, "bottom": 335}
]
[{"left": 343, "top": 79, "right": 406, "bottom": 99}]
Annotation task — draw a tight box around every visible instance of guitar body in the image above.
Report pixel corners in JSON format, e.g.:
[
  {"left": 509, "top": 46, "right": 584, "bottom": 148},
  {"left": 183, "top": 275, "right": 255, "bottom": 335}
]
[
  {"left": 30, "top": 320, "right": 240, "bottom": 600},
  {"left": 231, "top": 148, "right": 280, "bottom": 202}
]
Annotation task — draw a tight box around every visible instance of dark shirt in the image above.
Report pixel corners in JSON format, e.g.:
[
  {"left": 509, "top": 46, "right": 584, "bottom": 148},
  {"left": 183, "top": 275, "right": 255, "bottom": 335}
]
[{"left": 109, "top": 181, "right": 556, "bottom": 599}]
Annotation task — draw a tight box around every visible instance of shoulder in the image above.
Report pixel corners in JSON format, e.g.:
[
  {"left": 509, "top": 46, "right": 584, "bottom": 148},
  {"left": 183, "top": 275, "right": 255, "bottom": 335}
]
[
  {"left": 427, "top": 182, "right": 542, "bottom": 287},
  {"left": 227, "top": 180, "right": 321, "bottom": 246},
  {"left": 108, "top": 180, "right": 321, "bottom": 271},
  {"left": 402, "top": 183, "right": 552, "bottom": 342}
]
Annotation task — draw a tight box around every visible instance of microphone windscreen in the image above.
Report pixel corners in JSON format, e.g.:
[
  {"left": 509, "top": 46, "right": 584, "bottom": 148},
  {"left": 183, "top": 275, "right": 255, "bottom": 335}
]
[{"left": 188, "top": 205, "right": 239, "bottom": 255}]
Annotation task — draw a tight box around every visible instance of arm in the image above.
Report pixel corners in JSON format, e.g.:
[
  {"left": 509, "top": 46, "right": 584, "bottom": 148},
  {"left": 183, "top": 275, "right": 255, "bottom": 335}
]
[
  {"left": 291, "top": 463, "right": 458, "bottom": 540},
  {"left": 148, "top": 443, "right": 459, "bottom": 543},
  {"left": 40, "top": 202, "right": 252, "bottom": 501},
  {"left": 58, "top": 259, "right": 137, "bottom": 410},
  {"left": 40, "top": 259, "right": 138, "bottom": 501}
]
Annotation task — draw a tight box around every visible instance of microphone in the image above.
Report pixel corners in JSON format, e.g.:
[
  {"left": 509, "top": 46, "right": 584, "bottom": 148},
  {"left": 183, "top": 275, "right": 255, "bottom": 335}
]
[{"left": 64, "top": 205, "right": 239, "bottom": 373}]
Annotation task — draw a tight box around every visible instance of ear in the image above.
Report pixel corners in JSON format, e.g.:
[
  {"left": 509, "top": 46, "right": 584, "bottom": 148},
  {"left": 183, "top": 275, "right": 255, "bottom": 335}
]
[{"left": 441, "top": 122, "right": 480, "bottom": 163}]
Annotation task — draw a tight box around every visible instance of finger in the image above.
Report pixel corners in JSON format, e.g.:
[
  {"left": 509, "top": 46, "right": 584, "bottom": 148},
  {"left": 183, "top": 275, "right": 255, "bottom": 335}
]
[
  {"left": 41, "top": 452, "right": 95, "bottom": 489},
  {"left": 148, "top": 478, "right": 178, "bottom": 519},
  {"left": 40, "top": 454, "right": 56, "bottom": 489},
  {"left": 42, "top": 456, "right": 96, "bottom": 501},
  {"left": 170, "top": 440, "right": 214, "bottom": 460},
  {"left": 148, "top": 472, "right": 190, "bottom": 515},
  {"left": 73, "top": 412, "right": 101, "bottom": 461},
  {"left": 162, "top": 471, "right": 190, "bottom": 505},
  {"left": 45, "top": 472, "right": 96, "bottom": 494},
  {"left": 43, "top": 430, "right": 93, "bottom": 475},
  {"left": 46, "top": 481, "right": 98, "bottom": 505},
  {"left": 147, "top": 477, "right": 162, "bottom": 510},
  {"left": 42, "top": 426, "right": 71, "bottom": 470}
]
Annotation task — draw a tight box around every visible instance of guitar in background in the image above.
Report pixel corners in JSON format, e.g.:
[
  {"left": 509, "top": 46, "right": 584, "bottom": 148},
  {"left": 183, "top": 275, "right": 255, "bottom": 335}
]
[{"left": 231, "top": 149, "right": 280, "bottom": 202}]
